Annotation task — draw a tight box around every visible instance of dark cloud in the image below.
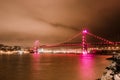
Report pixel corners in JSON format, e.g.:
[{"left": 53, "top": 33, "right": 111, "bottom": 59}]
[{"left": 0, "top": 0, "right": 120, "bottom": 46}]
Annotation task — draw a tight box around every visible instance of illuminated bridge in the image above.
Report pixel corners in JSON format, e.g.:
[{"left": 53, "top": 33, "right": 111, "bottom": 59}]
[{"left": 33, "top": 29, "right": 120, "bottom": 54}]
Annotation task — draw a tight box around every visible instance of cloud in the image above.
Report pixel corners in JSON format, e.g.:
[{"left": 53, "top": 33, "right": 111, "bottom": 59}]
[{"left": 0, "top": 0, "right": 120, "bottom": 46}]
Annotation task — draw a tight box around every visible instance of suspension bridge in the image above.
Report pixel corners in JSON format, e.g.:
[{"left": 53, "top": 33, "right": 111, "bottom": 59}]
[{"left": 33, "top": 29, "right": 120, "bottom": 54}]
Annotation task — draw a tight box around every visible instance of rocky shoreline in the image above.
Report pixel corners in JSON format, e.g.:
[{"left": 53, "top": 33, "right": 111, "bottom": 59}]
[{"left": 98, "top": 54, "right": 120, "bottom": 80}]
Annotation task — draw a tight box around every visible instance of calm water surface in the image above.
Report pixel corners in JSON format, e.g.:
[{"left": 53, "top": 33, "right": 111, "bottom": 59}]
[{"left": 0, "top": 54, "right": 111, "bottom": 80}]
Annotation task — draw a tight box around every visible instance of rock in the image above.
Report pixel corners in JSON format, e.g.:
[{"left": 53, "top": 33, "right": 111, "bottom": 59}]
[{"left": 99, "top": 54, "right": 120, "bottom": 80}]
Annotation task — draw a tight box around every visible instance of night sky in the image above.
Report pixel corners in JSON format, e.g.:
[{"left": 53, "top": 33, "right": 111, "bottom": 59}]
[{"left": 0, "top": 0, "right": 120, "bottom": 46}]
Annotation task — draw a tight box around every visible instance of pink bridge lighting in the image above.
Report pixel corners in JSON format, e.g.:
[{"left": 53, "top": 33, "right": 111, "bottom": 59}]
[{"left": 82, "top": 30, "right": 88, "bottom": 34}]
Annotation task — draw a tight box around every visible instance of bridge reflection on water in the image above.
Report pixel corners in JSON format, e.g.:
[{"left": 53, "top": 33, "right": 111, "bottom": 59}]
[{"left": 0, "top": 54, "right": 111, "bottom": 80}]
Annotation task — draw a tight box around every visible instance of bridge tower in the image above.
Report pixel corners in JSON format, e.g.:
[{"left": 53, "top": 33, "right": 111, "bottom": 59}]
[
  {"left": 82, "top": 30, "right": 88, "bottom": 54},
  {"left": 33, "top": 40, "right": 40, "bottom": 54}
]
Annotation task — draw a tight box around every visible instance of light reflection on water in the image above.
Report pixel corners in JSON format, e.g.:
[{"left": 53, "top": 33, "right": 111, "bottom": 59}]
[
  {"left": 0, "top": 54, "right": 111, "bottom": 80},
  {"left": 78, "top": 54, "right": 95, "bottom": 80}
]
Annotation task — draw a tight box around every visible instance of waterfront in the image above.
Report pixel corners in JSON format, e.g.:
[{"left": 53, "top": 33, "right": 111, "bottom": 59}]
[{"left": 0, "top": 54, "right": 111, "bottom": 80}]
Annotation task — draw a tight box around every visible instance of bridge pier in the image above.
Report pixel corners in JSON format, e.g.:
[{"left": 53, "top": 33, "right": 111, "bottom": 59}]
[
  {"left": 82, "top": 30, "right": 88, "bottom": 54},
  {"left": 33, "top": 40, "right": 40, "bottom": 54}
]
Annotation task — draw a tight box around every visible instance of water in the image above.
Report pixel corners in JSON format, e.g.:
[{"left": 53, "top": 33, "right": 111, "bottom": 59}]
[{"left": 0, "top": 54, "right": 111, "bottom": 80}]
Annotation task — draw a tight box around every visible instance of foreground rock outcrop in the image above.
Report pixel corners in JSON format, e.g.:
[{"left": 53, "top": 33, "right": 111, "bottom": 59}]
[{"left": 98, "top": 54, "right": 120, "bottom": 80}]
